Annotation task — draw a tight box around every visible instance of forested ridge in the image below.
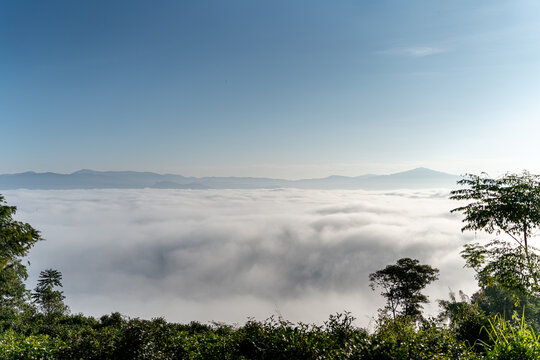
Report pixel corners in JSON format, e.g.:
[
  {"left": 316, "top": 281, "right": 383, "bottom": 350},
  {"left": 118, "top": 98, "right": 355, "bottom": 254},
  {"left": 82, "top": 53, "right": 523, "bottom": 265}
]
[{"left": 2, "top": 172, "right": 540, "bottom": 359}]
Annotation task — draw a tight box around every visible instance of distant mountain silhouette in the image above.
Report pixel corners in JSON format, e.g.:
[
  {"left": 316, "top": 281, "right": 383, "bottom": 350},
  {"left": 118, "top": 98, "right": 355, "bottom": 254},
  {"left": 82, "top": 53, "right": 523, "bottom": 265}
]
[
  {"left": 150, "top": 181, "right": 210, "bottom": 190},
  {"left": 0, "top": 167, "right": 460, "bottom": 190}
]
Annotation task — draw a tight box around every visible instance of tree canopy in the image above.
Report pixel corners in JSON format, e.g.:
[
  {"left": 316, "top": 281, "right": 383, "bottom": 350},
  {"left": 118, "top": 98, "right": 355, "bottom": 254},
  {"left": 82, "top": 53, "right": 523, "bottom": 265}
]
[
  {"left": 369, "top": 257, "right": 439, "bottom": 320},
  {"left": 451, "top": 171, "right": 540, "bottom": 295},
  {"left": 450, "top": 171, "right": 540, "bottom": 249},
  {"left": 0, "top": 194, "right": 42, "bottom": 312}
]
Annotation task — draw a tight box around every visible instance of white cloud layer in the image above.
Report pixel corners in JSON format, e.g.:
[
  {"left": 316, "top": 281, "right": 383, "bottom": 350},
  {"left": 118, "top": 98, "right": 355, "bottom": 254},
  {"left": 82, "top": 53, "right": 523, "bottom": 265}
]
[{"left": 3, "top": 189, "right": 481, "bottom": 326}]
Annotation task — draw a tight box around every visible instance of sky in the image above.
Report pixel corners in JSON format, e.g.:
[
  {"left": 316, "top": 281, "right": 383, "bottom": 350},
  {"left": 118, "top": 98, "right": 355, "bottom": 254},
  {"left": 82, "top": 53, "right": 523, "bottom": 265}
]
[
  {"left": 3, "top": 0, "right": 540, "bottom": 178},
  {"left": 4, "top": 188, "right": 481, "bottom": 326}
]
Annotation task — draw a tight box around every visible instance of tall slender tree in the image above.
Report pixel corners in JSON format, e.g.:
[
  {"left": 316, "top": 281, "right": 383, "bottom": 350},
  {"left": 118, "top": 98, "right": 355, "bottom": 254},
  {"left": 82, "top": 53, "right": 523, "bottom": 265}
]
[{"left": 32, "top": 269, "right": 68, "bottom": 315}]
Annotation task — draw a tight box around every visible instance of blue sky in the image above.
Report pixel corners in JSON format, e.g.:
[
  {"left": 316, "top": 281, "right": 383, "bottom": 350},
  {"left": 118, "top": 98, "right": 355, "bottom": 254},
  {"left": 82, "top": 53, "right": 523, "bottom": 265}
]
[{"left": 3, "top": 0, "right": 540, "bottom": 178}]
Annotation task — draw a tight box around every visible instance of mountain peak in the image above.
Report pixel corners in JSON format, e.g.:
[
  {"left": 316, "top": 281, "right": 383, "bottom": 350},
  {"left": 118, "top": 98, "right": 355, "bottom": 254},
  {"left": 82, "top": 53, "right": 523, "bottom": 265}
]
[
  {"left": 390, "top": 167, "right": 452, "bottom": 177},
  {"left": 72, "top": 169, "right": 98, "bottom": 175}
]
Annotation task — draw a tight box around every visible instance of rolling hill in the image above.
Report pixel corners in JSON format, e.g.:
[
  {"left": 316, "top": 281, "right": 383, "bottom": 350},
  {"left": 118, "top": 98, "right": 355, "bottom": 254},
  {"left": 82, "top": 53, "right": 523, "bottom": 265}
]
[{"left": 0, "top": 168, "right": 460, "bottom": 190}]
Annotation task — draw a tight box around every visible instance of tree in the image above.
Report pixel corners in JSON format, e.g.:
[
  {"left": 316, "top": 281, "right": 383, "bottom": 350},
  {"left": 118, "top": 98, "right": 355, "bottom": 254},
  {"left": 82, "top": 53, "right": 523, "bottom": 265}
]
[
  {"left": 369, "top": 257, "right": 439, "bottom": 320},
  {"left": 32, "top": 269, "right": 68, "bottom": 316},
  {"left": 450, "top": 171, "right": 540, "bottom": 295},
  {"left": 437, "top": 290, "right": 490, "bottom": 350},
  {"left": 472, "top": 286, "right": 540, "bottom": 332},
  {"left": 0, "top": 194, "right": 42, "bottom": 312}
]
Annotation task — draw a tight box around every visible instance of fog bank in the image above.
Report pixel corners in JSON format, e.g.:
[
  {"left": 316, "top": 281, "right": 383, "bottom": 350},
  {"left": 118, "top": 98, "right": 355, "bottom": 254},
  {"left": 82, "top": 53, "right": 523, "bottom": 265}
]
[{"left": 3, "top": 188, "right": 480, "bottom": 326}]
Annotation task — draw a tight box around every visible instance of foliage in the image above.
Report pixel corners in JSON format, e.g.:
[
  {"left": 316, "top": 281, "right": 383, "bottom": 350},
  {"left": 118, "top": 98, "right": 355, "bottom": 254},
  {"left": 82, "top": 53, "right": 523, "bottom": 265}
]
[
  {"left": 32, "top": 269, "right": 69, "bottom": 316},
  {"left": 450, "top": 171, "right": 540, "bottom": 340},
  {"left": 369, "top": 257, "right": 439, "bottom": 320},
  {"left": 470, "top": 286, "right": 540, "bottom": 333},
  {"left": 461, "top": 241, "right": 540, "bottom": 298},
  {"left": 0, "top": 310, "right": 485, "bottom": 360},
  {"left": 438, "top": 290, "right": 491, "bottom": 351},
  {"left": 450, "top": 171, "right": 540, "bottom": 242},
  {"left": 451, "top": 171, "right": 540, "bottom": 294},
  {"left": 0, "top": 195, "right": 42, "bottom": 313},
  {"left": 481, "top": 312, "right": 540, "bottom": 360},
  {"left": 0, "top": 329, "right": 66, "bottom": 360},
  {"left": 356, "top": 316, "right": 480, "bottom": 360}
]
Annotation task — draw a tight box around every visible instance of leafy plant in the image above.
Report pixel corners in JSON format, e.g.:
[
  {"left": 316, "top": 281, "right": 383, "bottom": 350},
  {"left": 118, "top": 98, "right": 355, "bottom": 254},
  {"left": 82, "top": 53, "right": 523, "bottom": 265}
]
[{"left": 482, "top": 312, "right": 540, "bottom": 360}]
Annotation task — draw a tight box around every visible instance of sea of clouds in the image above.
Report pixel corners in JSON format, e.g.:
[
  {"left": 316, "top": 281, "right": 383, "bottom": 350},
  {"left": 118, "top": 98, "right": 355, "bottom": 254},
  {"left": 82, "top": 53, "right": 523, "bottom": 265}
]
[{"left": 3, "top": 188, "right": 483, "bottom": 327}]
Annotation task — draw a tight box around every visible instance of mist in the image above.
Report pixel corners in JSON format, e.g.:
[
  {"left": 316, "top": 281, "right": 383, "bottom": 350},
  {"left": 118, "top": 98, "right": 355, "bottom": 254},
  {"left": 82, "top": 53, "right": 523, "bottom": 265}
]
[{"left": 3, "top": 188, "right": 481, "bottom": 327}]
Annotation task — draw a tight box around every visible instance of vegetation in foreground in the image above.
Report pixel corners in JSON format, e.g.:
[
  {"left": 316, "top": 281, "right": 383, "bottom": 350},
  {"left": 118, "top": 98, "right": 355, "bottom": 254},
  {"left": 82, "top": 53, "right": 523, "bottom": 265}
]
[{"left": 2, "top": 171, "right": 540, "bottom": 359}]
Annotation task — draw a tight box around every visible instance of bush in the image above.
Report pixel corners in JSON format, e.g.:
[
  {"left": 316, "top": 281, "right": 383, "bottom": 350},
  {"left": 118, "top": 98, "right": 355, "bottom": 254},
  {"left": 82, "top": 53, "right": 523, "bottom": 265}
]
[
  {"left": 482, "top": 312, "right": 540, "bottom": 360},
  {"left": 354, "top": 316, "right": 480, "bottom": 360},
  {"left": 0, "top": 330, "right": 65, "bottom": 360}
]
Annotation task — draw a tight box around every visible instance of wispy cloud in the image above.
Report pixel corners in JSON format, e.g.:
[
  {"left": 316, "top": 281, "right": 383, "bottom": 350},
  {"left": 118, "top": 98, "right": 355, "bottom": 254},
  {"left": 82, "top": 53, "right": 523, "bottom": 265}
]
[
  {"left": 405, "top": 46, "right": 447, "bottom": 57},
  {"left": 381, "top": 46, "right": 448, "bottom": 57},
  {"left": 4, "top": 189, "right": 479, "bottom": 325}
]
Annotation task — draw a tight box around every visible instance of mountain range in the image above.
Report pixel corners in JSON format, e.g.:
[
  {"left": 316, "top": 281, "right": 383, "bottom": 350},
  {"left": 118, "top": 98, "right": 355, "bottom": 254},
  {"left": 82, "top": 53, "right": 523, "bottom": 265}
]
[{"left": 0, "top": 168, "right": 460, "bottom": 190}]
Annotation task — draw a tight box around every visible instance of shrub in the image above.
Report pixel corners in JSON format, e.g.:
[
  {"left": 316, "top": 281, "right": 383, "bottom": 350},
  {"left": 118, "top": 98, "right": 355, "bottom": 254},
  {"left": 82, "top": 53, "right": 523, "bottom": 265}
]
[{"left": 482, "top": 312, "right": 540, "bottom": 360}]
